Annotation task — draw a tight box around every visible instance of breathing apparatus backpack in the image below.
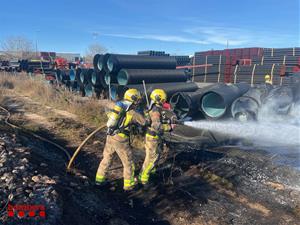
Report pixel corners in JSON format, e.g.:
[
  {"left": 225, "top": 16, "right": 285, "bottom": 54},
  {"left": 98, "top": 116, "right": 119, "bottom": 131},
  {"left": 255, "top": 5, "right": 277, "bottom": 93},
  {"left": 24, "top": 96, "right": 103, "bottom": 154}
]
[{"left": 106, "top": 101, "right": 132, "bottom": 135}]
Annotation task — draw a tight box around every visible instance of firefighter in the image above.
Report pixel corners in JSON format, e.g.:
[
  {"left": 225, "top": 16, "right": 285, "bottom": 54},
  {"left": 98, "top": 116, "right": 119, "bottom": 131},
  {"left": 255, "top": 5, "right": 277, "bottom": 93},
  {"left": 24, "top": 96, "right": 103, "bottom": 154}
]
[
  {"left": 265, "top": 74, "right": 273, "bottom": 85},
  {"left": 139, "top": 89, "right": 174, "bottom": 185},
  {"left": 96, "top": 89, "right": 146, "bottom": 191}
]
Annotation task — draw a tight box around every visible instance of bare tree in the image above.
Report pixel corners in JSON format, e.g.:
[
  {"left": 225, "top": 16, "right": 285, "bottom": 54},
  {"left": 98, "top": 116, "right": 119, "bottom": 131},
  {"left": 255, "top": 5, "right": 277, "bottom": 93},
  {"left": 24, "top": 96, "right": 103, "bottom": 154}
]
[
  {"left": 1, "top": 36, "right": 35, "bottom": 60},
  {"left": 85, "top": 43, "right": 107, "bottom": 63}
]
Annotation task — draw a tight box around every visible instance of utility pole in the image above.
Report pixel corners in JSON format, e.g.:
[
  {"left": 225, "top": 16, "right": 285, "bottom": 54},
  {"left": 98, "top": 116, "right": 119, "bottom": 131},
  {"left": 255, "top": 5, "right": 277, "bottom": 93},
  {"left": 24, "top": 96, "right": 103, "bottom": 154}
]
[
  {"left": 35, "top": 30, "right": 40, "bottom": 57},
  {"left": 226, "top": 40, "right": 229, "bottom": 49}
]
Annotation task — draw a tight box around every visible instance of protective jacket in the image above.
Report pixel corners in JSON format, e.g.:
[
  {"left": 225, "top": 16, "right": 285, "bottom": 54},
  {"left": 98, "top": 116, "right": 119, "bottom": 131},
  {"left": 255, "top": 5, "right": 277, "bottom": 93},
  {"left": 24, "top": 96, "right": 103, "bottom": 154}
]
[
  {"left": 139, "top": 103, "right": 171, "bottom": 184},
  {"left": 96, "top": 100, "right": 145, "bottom": 190}
]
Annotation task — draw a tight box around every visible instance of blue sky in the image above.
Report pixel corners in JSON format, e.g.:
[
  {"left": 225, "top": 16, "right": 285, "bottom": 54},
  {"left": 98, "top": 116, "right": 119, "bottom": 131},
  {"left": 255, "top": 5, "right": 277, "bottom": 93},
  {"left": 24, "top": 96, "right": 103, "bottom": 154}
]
[{"left": 0, "top": 0, "right": 299, "bottom": 55}]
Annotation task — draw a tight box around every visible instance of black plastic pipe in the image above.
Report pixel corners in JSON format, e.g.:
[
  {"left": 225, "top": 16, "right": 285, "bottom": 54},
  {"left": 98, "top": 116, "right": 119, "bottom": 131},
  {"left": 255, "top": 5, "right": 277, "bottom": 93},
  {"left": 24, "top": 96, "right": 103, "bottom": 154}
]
[
  {"left": 117, "top": 69, "right": 188, "bottom": 85},
  {"left": 80, "top": 69, "right": 93, "bottom": 84},
  {"left": 231, "top": 84, "right": 273, "bottom": 121},
  {"left": 84, "top": 81, "right": 94, "bottom": 97},
  {"left": 75, "top": 68, "right": 84, "bottom": 87},
  {"left": 69, "top": 68, "right": 76, "bottom": 81},
  {"left": 97, "top": 53, "right": 111, "bottom": 73},
  {"left": 114, "top": 82, "right": 198, "bottom": 101},
  {"left": 262, "top": 86, "right": 294, "bottom": 115},
  {"left": 104, "top": 73, "right": 118, "bottom": 85},
  {"left": 93, "top": 54, "right": 102, "bottom": 72},
  {"left": 170, "top": 84, "right": 216, "bottom": 119},
  {"left": 70, "top": 81, "right": 79, "bottom": 92},
  {"left": 91, "top": 70, "right": 105, "bottom": 89},
  {"left": 291, "top": 72, "right": 300, "bottom": 103},
  {"left": 107, "top": 54, "right": 177, "bottom": 74},
  {"left": 109, "top": 84, "right": 120, "bottom": 101},
  {"left": 200, "top": 83, "right": 250, "bottom": 120},
  {"left": 57, "top": 70, "right": 70, "bottom": 84},
  {"left": 74, "top": 68, "right": 86, "bottom": 97}
]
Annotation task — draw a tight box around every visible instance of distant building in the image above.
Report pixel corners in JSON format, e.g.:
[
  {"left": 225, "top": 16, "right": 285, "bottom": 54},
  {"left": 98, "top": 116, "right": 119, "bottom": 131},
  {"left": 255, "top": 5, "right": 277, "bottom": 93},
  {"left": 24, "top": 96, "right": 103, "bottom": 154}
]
[
  {"left": 40, "top": 52, "right": 56, "bottom": 60},
  {"left": 56, "top": 53, "right": 81, "bottom": 62}
]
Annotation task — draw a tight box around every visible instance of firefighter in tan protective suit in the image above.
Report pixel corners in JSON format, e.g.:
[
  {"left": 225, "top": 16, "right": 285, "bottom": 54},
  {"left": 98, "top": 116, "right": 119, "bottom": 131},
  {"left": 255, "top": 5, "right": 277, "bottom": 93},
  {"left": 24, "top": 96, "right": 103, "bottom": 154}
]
[
  {"left": 96, "top": 89, "right": 146, "bottom": 191},
  {"left": 139, "top": 89, "right": 174, "bottom": 185}
]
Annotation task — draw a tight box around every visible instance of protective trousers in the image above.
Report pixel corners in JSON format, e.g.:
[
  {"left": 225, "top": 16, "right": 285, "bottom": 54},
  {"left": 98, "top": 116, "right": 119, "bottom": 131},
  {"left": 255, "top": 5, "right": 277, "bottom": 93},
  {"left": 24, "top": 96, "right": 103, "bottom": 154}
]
[
  {"left": 96, "top": 135, "right": 135, "bottom": 190},
  {"left": 139, "top": 135, "right": 161, "bottom": 184}
]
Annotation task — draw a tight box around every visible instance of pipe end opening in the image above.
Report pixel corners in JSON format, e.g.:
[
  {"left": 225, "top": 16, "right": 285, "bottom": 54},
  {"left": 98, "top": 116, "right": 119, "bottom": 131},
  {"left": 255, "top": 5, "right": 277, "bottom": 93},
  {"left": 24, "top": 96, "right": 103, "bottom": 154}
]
[
  {"left": 117, "top": 70, "right": 128, "bottom": 85},
  {"left": 201, "top": 92, "right": 226, "bottom": 118},
  {"left": 104, "top": 74, "right": 111, "bottom": 85},
  {"left": 91, "top": 72, "right": 97, "bottom": 85},
  {"left": 107, "top": 58, "right": 114, "bottom": 72}
]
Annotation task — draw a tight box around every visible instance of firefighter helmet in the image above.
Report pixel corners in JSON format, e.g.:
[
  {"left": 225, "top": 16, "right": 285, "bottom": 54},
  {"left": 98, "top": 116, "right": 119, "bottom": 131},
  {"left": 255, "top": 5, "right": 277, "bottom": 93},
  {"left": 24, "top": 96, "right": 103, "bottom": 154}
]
[
  {"left": 150, "top": 89, "right": 167, "bottom": 104},
  {"left": 124, "top": 89, "right": 141, "bottom": 104}
]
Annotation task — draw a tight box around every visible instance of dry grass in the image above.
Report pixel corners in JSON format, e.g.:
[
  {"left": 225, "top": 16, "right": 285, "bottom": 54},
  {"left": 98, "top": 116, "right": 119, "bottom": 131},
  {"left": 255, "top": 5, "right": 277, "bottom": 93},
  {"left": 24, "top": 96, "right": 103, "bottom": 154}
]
[
  {"left": 0, "top": 72, "right": 145, "bottom": 149},
  {"left": 0, "top": 72, "right": 107, "bottom": 127}
]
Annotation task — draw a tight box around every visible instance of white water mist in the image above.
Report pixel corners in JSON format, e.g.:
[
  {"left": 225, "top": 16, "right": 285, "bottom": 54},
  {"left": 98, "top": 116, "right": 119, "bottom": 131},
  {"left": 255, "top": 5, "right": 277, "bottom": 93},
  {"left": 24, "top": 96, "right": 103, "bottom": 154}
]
[
  {"left": 184, "top": 120, "right": 300, "bottom": 147},
  {"left": 186, "top": 95, "right": 300, "bottom": 147}
]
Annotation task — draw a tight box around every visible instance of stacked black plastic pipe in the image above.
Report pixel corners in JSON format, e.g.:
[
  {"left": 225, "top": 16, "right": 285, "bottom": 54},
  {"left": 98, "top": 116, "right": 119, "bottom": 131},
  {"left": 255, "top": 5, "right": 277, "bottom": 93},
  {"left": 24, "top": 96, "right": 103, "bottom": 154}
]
[
  {"left": 116, "top": 82, "right": 199, "bottom": 102},
  {"left": 94, "top": 53, "right": 197, "bottom": 101},
  {"left": 174, "top": 55, "right": 191, "bottom": 66},
  {"left": 117, "top": 69, "right": 188, "bottom": 85},
  {"left": 170, "top": 83, "right": 250, "bottom": 120},
  {"left": 137, "top": 51, "right": 191, "bottom": 66},
  {"left": 234, "top": 47, "right": 300, "bottom": 86},
  {"left": 137, "top": 50, "right": 170, "bottom": 56},
  {"left": 193, "top": 55, "right": 227, "bottom": 83},
  {"left": 264, "top": 47, "right": 300, "bottom": 57},
  {"left": 193, "top": 47, "right": 300, "bottom": 85}
]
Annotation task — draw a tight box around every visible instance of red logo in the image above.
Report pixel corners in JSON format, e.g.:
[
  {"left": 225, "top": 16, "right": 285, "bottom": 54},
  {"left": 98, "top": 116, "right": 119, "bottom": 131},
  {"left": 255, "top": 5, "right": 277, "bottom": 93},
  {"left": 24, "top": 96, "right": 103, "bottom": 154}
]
[{"left": 7, "top": 204, "right": 46, "bottom": 218}]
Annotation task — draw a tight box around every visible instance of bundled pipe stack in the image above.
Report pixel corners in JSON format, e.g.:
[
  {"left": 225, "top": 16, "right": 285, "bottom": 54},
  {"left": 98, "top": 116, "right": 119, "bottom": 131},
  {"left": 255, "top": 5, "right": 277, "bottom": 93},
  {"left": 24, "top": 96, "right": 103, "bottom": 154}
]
[
  {"left": 88, "top": 53, "right": 198, "bottom": 100},
  {"left": 20, "top": 59, "right": 51, "bottom": 74},
  {"left": 264, "top": 48, "right": 300, "bottom": 57},
  {"left": 138, "top": 50, "right": 170, "bottom": 56},
  {"left": 234, "top": 64, "right": 283, "bottom": 85},
  {"left": 173, "top": 55, "right": 191, "bottom": 66},
  {"left": 0, "top": 60, "right": 20, "bottom": 72},
  {"left": 193, "top": 47, "right": 300, "bottom": 86},
  {"left": 53, "top": 66, "right": 86, "bottom": 95},
  {"left": 247, "top": 48, "right": 300, "bottom": 85},
  {"left": 193, "top": 55, "right": 226, "bottom": 83},
  {"left": 137, "top": 51, "right": 191, "bottom": 66},
  {"left": 53, "top": 54, "right": 105, "bottom": 97},
  {"left": 193, "top": 48, "right": 264, "bottom": 83}
]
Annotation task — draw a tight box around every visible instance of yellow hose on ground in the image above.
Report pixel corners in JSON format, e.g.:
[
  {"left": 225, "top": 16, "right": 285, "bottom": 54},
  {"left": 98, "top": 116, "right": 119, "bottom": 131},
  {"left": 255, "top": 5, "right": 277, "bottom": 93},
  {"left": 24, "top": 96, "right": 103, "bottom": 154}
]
[{"left": 67, "top": 125, "right": 106, "bottom": 171}]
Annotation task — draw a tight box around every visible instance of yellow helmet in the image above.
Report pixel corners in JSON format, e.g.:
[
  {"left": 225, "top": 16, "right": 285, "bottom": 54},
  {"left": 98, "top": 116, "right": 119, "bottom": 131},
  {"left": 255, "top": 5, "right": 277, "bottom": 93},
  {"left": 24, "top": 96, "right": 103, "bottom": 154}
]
[
  {"left": 124, "top": 88, "right": 141, "bottom": 103},
  {"left": 150, "top": 89, "right": 167, "bottom": 104},
  {"left": 265, "top": 74, "right": 271, "bottom": 80}
]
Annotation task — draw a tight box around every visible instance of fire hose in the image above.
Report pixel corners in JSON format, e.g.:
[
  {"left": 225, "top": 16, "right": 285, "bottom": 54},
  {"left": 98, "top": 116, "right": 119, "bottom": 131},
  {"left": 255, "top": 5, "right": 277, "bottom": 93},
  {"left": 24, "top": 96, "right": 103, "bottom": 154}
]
[
  {"left": 0, "top": 104, "right": 107, "bottom": 171},
  {"left": 0, "top": 105, "right": 71, "bottom": 160},
  {"left": 67, "top": 125, "right": 106, "bottom": 171}
]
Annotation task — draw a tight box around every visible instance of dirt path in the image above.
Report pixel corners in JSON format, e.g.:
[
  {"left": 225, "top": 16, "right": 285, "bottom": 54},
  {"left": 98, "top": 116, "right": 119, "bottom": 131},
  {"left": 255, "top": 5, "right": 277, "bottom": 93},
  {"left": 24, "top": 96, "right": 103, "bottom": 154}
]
[{"left": 1, "top": 92, "right": 300, "bottom": 225}]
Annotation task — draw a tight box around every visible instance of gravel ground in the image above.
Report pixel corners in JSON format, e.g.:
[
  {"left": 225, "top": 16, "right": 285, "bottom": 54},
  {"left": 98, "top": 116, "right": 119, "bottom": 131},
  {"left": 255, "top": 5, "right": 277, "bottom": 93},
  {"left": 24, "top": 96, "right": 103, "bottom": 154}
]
[{"left": 0, "top": 130, "right": 61, "bottom": 224}]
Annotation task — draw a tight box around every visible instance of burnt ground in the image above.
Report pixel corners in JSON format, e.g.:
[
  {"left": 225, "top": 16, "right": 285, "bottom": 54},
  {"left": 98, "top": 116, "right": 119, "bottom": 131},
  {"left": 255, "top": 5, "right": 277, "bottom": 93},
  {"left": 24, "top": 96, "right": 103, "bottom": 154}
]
[{"left": 0, "top": 92, "right": 300, "bottom": 225}]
